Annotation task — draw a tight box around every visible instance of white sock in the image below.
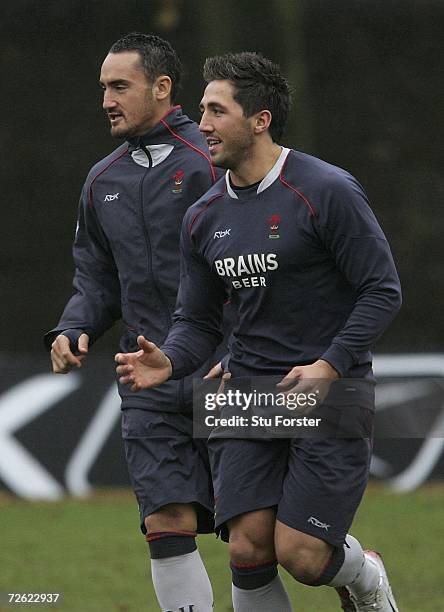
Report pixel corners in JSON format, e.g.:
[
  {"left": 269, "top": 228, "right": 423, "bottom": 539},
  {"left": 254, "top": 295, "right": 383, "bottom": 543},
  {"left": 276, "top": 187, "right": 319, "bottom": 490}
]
[
  {"left": 232, "top": 574, "right": 293, "bottom": 612},
  {"left": 329, "top": 534, "right": 379, "bottom": 598},
  {"left": 151, "top": 549, "right": 213, "bottom": 611}
]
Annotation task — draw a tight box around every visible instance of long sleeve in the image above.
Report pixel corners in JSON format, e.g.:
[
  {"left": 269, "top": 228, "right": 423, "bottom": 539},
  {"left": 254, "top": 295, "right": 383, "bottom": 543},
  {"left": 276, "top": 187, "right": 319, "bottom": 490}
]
[
  {"left": 161, "top": 217, "right": 226, "bottom": 379},
  {"left": 44, "top": 183, "right": 121, "bottom": 350},
  {"left": 318, "top": 174, "right": 402, "bottom": 375}
]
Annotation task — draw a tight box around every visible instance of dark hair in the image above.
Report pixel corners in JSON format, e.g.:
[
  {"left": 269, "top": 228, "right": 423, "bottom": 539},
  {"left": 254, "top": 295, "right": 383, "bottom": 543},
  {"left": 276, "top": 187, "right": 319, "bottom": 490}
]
[
  {"left": 203, "top": 52, "right": 291, "bottom": 142},
  {"left": 110, "top": 32, "right": 182, "bottom": 102}
]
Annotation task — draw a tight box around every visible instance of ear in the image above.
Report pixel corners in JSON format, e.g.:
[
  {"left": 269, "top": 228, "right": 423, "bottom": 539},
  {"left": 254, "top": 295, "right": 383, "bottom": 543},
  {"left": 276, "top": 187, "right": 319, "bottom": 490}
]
[
  {"left": 253, "top": 110, "right": 272, "bottom": 135},
  {"left": 153, "top": 75, "right": 172, "bottom": 101}
]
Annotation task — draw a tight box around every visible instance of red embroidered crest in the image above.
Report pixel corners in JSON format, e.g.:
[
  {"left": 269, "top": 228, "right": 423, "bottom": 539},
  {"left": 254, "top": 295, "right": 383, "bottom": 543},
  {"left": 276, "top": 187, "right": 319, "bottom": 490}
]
[
  {"left": 173, "top": 169, "right": 185, "bottom": 185},
  {"left": 172, "top": 169, "right": 185, "bottom": 193},
  {"left": 268, "top": 214, "right": 281, "bottom": 238}
]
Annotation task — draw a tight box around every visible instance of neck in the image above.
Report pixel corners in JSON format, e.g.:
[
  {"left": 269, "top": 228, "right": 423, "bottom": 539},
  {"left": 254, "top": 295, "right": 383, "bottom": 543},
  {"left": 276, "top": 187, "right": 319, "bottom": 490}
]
[
  {"left": 229, "top": 142, "right": 282, "bottom": 187},
  {"left": 133, "top": 102, "right": 175, "bottom": 140}
]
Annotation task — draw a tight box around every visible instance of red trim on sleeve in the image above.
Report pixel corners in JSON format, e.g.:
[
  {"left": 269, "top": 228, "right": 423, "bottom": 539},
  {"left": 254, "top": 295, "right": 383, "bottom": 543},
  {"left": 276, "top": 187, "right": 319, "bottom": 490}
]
[
  {"left": 188, "top": 191, "right": 225, "bottom": 238},
  {"left": 279, "top": 157, "right": 317, "bottom": 217},
  {"left": 160, "top": 118, "right": 216, "bottom": 182}
]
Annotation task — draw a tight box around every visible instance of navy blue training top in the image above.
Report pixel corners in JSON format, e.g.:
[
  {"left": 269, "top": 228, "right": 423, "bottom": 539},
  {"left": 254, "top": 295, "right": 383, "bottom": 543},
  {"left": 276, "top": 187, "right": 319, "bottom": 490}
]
[{"left": 162, "top": 148, "right": 402, "bottom": 381}]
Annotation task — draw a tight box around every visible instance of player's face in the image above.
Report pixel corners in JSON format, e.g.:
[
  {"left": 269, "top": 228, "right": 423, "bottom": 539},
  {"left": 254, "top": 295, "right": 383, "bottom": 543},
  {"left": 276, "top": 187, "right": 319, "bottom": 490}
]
[
  {"left": 199, "top": 80, "right": 254, "bottom": 170},
  {"left": 100, "top": 51, "right": 157, "bottom": 139}
]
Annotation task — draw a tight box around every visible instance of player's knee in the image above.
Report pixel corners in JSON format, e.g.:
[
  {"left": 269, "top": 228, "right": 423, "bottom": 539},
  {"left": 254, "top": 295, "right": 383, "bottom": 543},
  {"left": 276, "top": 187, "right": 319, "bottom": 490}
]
[
  {"left": 277, "top": 544, "right": 322, "bottom": 583},
  {"left": 229, "top": 528, "right": 278, "bottom": 592},
  {"left": 144, "top": 503, "right": 197, "bottom": 533},
  {"left": 276, "top": 534, "right": 333, "bottom": 584},
  {"left": 228, "top": 509, "right": 276, "bottom": 565},
  {"left": 229, "top": 528, "right": 275, "bottom": 566}
]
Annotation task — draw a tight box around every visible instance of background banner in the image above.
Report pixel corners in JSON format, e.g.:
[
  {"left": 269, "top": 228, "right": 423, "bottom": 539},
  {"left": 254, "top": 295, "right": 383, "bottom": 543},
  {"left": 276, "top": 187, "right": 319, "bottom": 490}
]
[{"left": 1, "top": 354, "right": 443, "bottom": 499}]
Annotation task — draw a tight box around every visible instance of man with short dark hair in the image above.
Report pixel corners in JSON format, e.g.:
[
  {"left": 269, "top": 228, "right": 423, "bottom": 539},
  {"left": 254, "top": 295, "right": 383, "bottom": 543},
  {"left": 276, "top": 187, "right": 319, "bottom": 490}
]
[
  {"left": 45, "top": 32, "right": 223, "bottom": 612},
  {"left": 116, "top": 52, "right": 401, "bottom": 611}
]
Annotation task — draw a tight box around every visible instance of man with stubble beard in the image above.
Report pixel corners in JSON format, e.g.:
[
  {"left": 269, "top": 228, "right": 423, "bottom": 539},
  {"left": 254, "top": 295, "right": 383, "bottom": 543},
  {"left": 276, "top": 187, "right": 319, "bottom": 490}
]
[{"left": 45, "top": 33, "right": 226, "bottom": 612}]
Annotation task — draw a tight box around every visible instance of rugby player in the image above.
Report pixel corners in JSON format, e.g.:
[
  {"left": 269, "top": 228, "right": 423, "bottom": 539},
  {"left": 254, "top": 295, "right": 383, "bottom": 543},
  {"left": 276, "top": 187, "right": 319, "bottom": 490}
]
[
  {"left": 45, "top": 33, "right": 227, "bottom": 612},
  {"left": 115, "top": 52, "right": 402, "bottom": 611}
]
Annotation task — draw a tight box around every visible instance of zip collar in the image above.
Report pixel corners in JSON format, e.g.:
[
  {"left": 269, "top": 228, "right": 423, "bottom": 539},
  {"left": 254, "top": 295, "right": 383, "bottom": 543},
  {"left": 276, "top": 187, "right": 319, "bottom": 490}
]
[
  {"left": 127, "top": 106, "right": 184, "bottom": 149},
  {"left": 130, "top": 143, "right": 174, "bottom": 168},
  {"left": 127, "top": 106, "right": 189, "bottom": 168}
]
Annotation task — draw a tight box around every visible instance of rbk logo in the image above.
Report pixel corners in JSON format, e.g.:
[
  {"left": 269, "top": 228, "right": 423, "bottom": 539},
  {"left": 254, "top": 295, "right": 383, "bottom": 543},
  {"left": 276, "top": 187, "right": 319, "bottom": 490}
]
[
  {"left": 214, "top": 229, "right": 231, "bottom": 239},
  {"left": 307, "top": 516, "right": 330, "bottom": 531},
  {"left": 104, "top": 193, "right": 119, "bottom": 202}
]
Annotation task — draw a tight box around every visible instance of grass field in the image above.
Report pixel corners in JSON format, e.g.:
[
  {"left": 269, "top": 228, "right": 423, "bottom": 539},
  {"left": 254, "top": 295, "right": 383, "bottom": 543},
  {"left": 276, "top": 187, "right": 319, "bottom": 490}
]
[{"left": 1, "top": 485, "right": 443, "bottom": 611}]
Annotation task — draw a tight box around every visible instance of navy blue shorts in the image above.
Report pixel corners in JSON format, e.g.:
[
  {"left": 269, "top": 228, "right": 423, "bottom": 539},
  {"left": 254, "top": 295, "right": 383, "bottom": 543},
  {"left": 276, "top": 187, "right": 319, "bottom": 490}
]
[
  {"left": 209, "top": 436, "right": 372, "bottom": 546},
  {"left": 122, "top": 408, "right": 214, "bottom": 534}
]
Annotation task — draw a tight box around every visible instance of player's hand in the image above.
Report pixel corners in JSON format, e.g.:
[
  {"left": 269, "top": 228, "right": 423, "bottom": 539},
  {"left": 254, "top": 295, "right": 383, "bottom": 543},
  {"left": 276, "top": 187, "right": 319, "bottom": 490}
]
[
  {"left": 203, "top": 361, "right": 231, "bottom": 397},
  {"left": 276, "top": 359, "right": 339, "bottom": 414},
  {"left": 51, "top": 333, "right": 89, "bottom": 374},
  {"left": 115, "top": 335, "right": 172, "bottom": 392},
  {"left": 203, "top": 361, "right": 224, "bottom": 379}
]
